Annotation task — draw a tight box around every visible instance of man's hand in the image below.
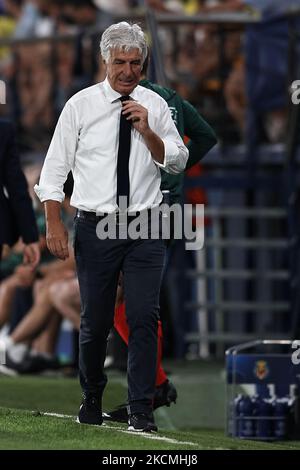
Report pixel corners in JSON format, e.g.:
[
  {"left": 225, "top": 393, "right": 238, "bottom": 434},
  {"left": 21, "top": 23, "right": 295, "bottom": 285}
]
[
  {"left": 122, "top": 100, "right": 149, "bottom": 135},
  {"left": 46, "top": 220, "right": 69, "bottom": 260},
  {"left": 122, "top": 100, "right": 165, "bottom": 164},
  {"left": 23, "top": 242, "right": 40, "bottom": 269},
  {"left": 44, "top": 200, "right": 69, "bottom": 260}
]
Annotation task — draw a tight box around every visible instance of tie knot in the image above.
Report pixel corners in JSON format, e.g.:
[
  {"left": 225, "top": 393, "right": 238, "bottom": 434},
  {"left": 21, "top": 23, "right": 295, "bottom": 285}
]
[{"left": 120, "top": 95, "right": 130, "bottom": 102}]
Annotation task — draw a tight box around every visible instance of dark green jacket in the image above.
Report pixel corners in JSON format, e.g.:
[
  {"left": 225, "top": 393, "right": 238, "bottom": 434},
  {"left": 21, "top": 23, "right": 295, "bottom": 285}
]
[{"left": 140, "top": 79, "right": 217, "bottom": 204}]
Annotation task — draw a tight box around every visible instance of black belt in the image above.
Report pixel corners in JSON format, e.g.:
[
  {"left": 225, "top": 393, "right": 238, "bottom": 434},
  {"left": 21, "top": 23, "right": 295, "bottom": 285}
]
[{"left": 76, "top": 209, "right": 152, "bottom": 224}]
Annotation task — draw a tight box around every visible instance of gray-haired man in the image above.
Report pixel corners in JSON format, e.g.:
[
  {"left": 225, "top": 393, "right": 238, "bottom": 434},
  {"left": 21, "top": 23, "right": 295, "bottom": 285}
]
[{"left": 34, "top": 22, "right": 188, "bottom": 432}]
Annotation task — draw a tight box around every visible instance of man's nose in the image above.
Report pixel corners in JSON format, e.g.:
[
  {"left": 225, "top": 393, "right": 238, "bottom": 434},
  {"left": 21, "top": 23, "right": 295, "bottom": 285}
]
[{"left": 123, "top": 62, "right": 133, "bottom": 76}]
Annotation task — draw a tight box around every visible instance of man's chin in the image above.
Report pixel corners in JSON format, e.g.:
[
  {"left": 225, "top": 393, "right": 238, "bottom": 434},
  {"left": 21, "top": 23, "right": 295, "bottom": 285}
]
[{"left": 117, "top": 82, "right": 136, "bottom": 95}]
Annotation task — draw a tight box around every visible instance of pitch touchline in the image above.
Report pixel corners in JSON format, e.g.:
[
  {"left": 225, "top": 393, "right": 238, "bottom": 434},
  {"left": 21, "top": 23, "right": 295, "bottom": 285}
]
[{"left": 43, "top": 412, "right": 198, "bottom": 447}]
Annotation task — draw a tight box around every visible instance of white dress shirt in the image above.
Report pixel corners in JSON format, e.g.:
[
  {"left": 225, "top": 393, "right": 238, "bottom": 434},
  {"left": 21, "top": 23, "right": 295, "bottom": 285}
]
[{"left": 34, "top": 78, "right": 188, "bottom": 213}]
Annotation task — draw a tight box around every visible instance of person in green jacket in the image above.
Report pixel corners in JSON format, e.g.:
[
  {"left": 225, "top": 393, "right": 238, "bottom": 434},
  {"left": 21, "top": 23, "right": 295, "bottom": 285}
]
[
  {"left": 140, "top": 60, "right": 217, "bottom": 206},
  {"left": 104, "top": 58, "right": 217, "bottom": 423}
]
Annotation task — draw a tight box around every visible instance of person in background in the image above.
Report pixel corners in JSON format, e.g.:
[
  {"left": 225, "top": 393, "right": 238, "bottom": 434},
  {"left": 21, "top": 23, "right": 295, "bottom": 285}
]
[
  {"left": 105, "top": 54, "right": 217, "bottom": 423},
  {"left": 0, "top": 120, "right": 40, "bottom": 266},
  {"left": 0, "top": 119, "right": 40, "bottom": 360}
]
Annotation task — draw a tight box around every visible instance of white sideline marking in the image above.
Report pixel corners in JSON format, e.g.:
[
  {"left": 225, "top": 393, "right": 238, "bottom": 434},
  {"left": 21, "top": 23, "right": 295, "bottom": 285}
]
[
  {"left": 43, "top": 412, "right": 198, "bottom": 447},
  {"left": 44, "top": 412, "right": 74, "bottom": 419}
]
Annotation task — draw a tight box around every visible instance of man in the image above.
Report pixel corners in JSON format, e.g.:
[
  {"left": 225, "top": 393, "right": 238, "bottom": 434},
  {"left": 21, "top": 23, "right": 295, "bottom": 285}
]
[
  {"left": 0, "top": 120, "right": 40, "bottom": 266},
  {"left": 34, "top": 22, "right": 188, "bottom": 433},
  {"left": 105, "top": 60, "right": 217, "bottom": 422},
  {"left": 0, "top": 119, "right": 40, "bottom": 365}
]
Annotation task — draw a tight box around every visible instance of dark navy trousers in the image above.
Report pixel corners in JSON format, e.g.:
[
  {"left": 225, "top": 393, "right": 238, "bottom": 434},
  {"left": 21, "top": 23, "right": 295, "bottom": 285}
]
[{"left": 74, "top": 215, "right": 166, "bottom": 414}]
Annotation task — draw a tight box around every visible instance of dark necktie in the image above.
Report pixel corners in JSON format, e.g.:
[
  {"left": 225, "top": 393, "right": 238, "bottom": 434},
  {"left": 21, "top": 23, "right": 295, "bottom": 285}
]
[{"left": 116, "top": 96, "right": 132, "bottom": 210}]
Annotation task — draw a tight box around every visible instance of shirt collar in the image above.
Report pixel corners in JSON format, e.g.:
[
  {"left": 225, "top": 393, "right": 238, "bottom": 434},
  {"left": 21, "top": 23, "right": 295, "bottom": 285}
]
[{"left": 103, "top": 77, "right": 139, "bottom": 103}]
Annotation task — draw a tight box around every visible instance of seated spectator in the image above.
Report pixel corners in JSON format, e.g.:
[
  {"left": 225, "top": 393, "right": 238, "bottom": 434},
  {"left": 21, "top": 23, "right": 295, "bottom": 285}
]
[
  {"left": 224, "top": 56, "right": 246, "bottom": 138},
  {"left": 0, "top": 173, "right": 75, "bottom": 371}
]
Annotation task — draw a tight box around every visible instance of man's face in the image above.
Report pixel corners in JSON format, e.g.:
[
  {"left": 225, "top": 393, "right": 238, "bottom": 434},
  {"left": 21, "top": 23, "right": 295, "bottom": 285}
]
[{"left": 104, "top": 48, "right": 143, "bottom": 95}]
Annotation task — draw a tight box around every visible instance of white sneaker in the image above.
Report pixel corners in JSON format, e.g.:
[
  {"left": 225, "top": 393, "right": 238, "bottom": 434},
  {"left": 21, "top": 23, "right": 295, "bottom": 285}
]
[
  {"left": 104, "top": 355, "right": 114, "bottom": 368},
  {"left": 0, "top": 338, "right": 7, "bottom": 365},
  {"left": 0, "top": 364, "right": 18, "bottom": 376}
]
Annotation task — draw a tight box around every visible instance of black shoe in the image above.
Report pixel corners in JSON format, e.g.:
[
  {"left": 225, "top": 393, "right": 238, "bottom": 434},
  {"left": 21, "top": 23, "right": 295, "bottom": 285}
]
[
  {"left": 104, "top": 380, "right": 178, "bottom": 424},
  {"left": 103, "top": 403, "right": 128, "bottom": 423},
  {"left": 19, "top": 354, "right": 60, "bottom": 374},
  {"left": 77, "top": 396, "right": 103, "bottom": 425},
  {"left": 153, "top": 380, "right": 177, "bottom": 410},
  {"left": 1, "top": 352, "right": 60, "bottom": 375},
  {"left": 128, "top": 413, "right": 158, "bottom": 433}
]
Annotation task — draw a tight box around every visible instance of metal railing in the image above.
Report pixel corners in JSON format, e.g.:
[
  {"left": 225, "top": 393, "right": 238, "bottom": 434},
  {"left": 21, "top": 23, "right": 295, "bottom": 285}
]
[{"left": 182, "top": 199, "right": 292, "bottom": 358}]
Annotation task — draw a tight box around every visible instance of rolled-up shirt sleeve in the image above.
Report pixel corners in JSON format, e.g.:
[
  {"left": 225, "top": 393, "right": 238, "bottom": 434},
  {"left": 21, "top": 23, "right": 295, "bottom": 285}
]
[
  {"left": 34, "top": 101, "right": 78, "bottom": 202},
  {"left": 154, "top": 98, "right": 188, "bottom": 175}
]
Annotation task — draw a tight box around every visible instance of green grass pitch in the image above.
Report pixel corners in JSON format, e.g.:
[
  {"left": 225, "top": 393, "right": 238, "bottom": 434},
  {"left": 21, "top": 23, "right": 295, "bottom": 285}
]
[{"left": 1, "top": 373, "right": 300, "bottom": 450}]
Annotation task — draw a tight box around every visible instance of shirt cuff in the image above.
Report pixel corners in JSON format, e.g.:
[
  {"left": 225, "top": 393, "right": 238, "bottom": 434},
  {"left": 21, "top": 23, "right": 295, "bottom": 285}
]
[
  {"left": 34, "top": 184, "right": 65, "bottom": 203},
  {"left": 154, "top": 139, "right": 179, "bottom": 169}
]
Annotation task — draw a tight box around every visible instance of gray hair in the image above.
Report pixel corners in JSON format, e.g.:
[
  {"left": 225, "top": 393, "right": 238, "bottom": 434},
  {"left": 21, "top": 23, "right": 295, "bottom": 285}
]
[{"left": 100, "top": 22, "right": 148, "bottom": 64}]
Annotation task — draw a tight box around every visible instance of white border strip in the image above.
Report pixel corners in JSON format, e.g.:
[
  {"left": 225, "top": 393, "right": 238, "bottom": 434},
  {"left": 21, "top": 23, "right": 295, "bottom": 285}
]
[{"left": 43, "top": 412, "right": 198, "bottom": 447}]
